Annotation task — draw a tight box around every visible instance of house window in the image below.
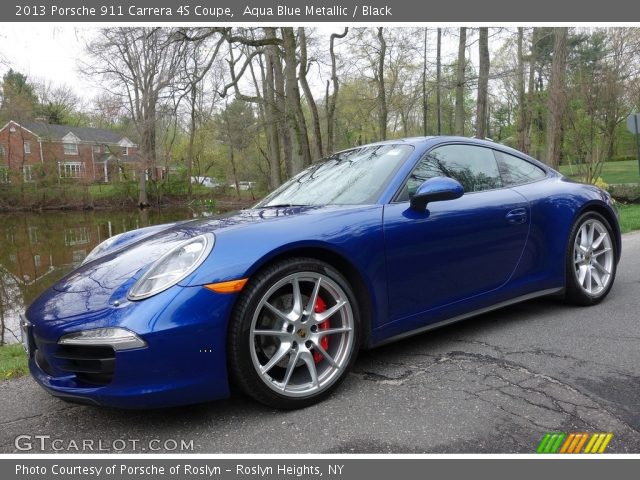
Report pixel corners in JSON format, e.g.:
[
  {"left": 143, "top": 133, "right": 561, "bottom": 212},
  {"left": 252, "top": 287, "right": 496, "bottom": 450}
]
[
  {"left": 24, "top": 141, "right": 31, "bottom": 154},
  {"left": 65, "top": 227, "right": 89, "bottom": 246},
  {"left": 23, "top": 165, "right": 33, "bottom": 182},
  {"left": 59, "top": 162, "right": 84, "bottom": 179},
  {"left": 63, "top": 143, "right": 78, "bottom": 155},
  {"left": 0, "top": 167, "right": 9, "bottom": 184},
  {"left": 28, "top": 226, "right": 38, "bottom": 244},
  {"left": 72, "top": 250, "right": 87, "bottom": 264},
  {"left": 93, "top": 145, "right": 101, "bottom": 153},
  {"left": 0, "top": 144, "right": 5, "bottom": 156},
  {"left": 121, "top": 146, "right": 128, "bottom": 156},
  {"left": 34, "top": 255, "right": 41, "bottom": 268}
]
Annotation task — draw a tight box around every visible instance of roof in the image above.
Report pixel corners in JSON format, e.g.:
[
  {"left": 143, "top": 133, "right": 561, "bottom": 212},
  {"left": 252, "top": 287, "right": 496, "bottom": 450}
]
[{"left": 18, "top": 121, "right": 131, "bottom": 145}]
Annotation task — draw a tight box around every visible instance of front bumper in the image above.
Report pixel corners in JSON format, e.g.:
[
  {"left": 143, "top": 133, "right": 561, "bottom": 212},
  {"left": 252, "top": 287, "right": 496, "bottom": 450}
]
[{"left": 25, "top": 285, "right": 236, "bottom": 409}]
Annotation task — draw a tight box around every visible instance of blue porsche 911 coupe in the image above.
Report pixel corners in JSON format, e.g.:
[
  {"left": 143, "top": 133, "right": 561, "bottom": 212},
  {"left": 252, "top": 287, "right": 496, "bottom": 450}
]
[{"left": 23, "top": 137, "right": 620, "bottom": 409}]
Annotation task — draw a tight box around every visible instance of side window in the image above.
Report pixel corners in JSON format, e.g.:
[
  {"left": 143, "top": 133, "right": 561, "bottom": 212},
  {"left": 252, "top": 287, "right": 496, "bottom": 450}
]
[
  {"left": 495, "top": 151, "right": 546, "bottom": 186},
  {"left": 404, "top": 144, "right": 503, "bottom": 199}
]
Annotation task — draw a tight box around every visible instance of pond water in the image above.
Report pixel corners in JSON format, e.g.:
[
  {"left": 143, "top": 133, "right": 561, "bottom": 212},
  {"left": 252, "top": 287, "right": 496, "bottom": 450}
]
[{"left": 0, "top": 207, "right": 217, "bottom": 345}]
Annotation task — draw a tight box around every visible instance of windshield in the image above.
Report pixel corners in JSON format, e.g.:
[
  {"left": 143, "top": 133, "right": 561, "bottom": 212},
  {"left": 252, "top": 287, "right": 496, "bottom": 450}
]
[{"left": 255, "top": 144, "right": 414, "bottom": 207}]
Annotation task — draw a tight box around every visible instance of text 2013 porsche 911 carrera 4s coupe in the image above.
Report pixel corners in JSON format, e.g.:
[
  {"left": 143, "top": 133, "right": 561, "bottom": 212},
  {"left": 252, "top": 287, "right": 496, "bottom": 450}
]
[{"left": 23, "top": 137, "right": 621, "bottom": 409}]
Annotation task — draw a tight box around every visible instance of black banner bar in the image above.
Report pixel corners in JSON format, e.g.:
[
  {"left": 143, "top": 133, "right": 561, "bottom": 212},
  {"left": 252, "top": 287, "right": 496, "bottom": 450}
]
[
  {"left": 3, "top": 458, "right": 640, "bottom": 480},
  {"left": 3, "top": 0, "right": 640, "bottom": 22}
]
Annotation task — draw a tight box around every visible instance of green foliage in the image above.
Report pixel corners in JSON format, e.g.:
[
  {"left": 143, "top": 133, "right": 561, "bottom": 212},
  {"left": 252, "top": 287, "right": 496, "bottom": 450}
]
[
  {"left": 0, "top": 69, "right": 39, "bottom": 122},
  {"left": 559, "top": 160, "right": 640, "bottom": 185},
  {"left": 608, "top": 184, "right": 640, "bottom": 203},
  {"left": 0, "top": 344, "right": 28, "bottom": 380},
  {"left": 617, "top": 203, "right": 640, "bottom": 233}
]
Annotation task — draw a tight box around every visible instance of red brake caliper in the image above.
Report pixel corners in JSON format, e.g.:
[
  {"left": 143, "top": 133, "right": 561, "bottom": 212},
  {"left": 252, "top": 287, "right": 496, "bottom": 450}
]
[{"left": 313, "top": 297, "right": 330, "bottom": 363}]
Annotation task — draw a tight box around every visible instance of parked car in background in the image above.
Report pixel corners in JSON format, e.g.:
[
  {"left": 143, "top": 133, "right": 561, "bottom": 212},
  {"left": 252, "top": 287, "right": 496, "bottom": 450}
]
[
  {"left": 24, "top": 137, "right": 621, "bottom": 410},
  {"left": 191, "top": 176, "right": 220, "bottom": 188},
  {"left": 230, "top": 181, "right": 256, "bottom": 191}
]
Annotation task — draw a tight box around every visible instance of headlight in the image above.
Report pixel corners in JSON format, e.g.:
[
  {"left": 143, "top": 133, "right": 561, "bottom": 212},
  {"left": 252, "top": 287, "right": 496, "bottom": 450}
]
[
  {"left": 81, "top": 232, "right": 126, "bottom": 266},
  {"left": 128, "top": 234, "right": 214, "bottom": 301},
  {"left": 58, "top": 328, "right": 146, "bottom": 350}
]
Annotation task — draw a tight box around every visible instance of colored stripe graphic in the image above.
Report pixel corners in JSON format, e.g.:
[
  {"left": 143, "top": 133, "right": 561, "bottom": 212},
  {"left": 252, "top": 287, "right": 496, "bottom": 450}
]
[
  {"left": 584, "top": 433, "right": 599, "bottom": 453},
  {"left": 559, "top": 433, "right": 575, "bottom": 453},
  {"left": 537, "top": 433, "right": 613, "bottom": 453},
  {"left": 550, "top": 433, "right": 566, "bottom": 453},
  {"left": 598, "top": 434, "right": 613, "bottom": 453},
  {"left": 537, "top": 434, "right": 552, "bottom": 453},
  {"left": 573, "top": 433, "right": 589, "bottom": 454}
]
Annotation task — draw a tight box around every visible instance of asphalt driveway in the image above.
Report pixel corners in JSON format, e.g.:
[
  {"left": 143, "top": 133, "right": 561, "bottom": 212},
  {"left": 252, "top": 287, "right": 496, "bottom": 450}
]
[{"left": 1, "top": 232, "right": 638, "bottom": 453}]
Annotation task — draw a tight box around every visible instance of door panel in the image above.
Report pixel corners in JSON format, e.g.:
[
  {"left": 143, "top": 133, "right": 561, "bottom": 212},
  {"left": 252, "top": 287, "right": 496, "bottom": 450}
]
[{"left": 383, "top": 188, "right": 529, "bottom": 323}]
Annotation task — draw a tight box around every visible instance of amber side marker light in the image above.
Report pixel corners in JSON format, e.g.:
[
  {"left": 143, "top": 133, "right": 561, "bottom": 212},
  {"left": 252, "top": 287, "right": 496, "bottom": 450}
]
[{"left": 204, "top": 278, "right": 248, "bottom": 294}]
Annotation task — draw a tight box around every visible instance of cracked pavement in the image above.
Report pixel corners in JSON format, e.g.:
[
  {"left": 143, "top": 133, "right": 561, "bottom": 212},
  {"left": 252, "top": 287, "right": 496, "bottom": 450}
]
[{"left": 0, "top": 232, "right": 638, "bottom": 454}]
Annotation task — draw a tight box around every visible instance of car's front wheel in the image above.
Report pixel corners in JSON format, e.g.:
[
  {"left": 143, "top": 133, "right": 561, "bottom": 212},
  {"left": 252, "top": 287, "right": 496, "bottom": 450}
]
[
  {"left": 228, "top": 258, "right": 360, "bottom": 409},
  {"left": 565, "top": 211, "right": 617, "bottom": 305}
]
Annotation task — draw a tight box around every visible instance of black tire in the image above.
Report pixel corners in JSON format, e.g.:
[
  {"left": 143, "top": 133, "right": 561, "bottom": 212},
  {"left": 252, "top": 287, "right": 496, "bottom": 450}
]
[
  {"left": 564, "top": 211, "right": 617, "bottom": 305},
  {"left": 227, "top": 257, "right": 360, "bottom": 409}
]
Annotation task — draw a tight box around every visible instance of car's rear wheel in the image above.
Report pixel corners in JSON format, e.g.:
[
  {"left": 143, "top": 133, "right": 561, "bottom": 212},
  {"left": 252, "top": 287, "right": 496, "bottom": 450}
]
[
  {"left": 228, "top": 258, "right": 359, "bottom": 409},
  {"left": 565, "top": 211, "right": 617, "bottom": 305}
]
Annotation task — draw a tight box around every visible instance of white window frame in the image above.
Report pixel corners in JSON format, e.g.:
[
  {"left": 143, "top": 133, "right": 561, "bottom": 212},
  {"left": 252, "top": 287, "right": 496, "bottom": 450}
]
[
  {"left": 63, "top": 143, "right": 79, "bottom": 155},
  {"left": 121, "top": 146, "right": 128, "bottom": 156},
  {"left": 0, "top": 166, "right": 9, "bottom": 184},
  {"left": 65, "top": 227, "right": 89, "bottom": 246},
  {"left": 59, "top": 161, "right": 84, "bottom": 179},
  {"left": 93, "top": 144, "right": 101, "bottom": 153},
  {"left": 23, "top": 141, "right": 31, "bottom": 154},
  {"left": 0, "top": 144, "right": 5, "bottom": 157},
  {"left": 23, "top": 164, "right": 33, "bottom": 183}
]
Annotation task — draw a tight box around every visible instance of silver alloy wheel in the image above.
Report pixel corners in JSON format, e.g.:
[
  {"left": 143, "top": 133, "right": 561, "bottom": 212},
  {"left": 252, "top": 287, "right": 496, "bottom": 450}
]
[
  {"left": 573, "top": 218, "right": 614, "bottom": 296},
  {"left": 249, "top": 272, "right": 354, "bottom": 398}
]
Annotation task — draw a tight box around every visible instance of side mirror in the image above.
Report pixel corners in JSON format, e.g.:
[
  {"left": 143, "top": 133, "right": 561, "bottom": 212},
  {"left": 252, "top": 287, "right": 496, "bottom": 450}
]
[{"left": 410, "top": 177, "right": 464, "bottom": 212}]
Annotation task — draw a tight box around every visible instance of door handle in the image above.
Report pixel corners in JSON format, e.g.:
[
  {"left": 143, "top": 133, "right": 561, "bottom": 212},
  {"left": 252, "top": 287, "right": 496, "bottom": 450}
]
[{"left": 506, "top": 208, "right": 528, "bottom": 224}]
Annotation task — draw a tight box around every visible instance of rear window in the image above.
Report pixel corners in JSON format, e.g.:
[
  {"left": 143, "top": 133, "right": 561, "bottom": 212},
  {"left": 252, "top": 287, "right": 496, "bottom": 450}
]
[{"left": 495, "top": 151, "right": 546, "bottom": 186}]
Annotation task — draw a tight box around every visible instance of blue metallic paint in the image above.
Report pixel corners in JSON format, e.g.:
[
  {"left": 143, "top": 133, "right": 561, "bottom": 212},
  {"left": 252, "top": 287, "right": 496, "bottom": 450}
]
[{"left": 25, "top": 137, "right": 621, "bottom": 408}]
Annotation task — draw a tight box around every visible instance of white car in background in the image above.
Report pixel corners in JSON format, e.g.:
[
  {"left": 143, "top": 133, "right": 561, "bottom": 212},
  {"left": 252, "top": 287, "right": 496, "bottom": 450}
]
[
  {"left": 230, "top": 181, "right": 256, "bottom": 191},
  {"left": 191, "top": 176, "right": 220, "bottom": 188}
]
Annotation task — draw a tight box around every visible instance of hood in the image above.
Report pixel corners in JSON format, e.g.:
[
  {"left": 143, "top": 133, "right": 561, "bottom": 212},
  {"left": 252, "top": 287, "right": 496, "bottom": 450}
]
[
  {"left": 27, "top": 204, "right": 373, "bottom": 323},
  {"left": 54, "top": 206, "right": 322, "bottom": 295}
]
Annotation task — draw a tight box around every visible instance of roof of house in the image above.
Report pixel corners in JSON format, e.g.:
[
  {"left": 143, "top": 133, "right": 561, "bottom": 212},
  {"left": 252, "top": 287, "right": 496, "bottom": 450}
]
[{"left": 19, "top": 121, "right": 132, "bottom": 145}]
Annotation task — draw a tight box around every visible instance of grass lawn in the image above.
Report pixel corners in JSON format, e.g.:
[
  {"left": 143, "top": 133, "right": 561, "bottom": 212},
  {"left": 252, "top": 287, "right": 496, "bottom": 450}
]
[
  {"left": 618, "top": 203, "right": 640, "bottom": 233},
  {"left": 559, "top": 160, "right": 640, "bottom": 185},
  {"left": 0, "top": 344, "right": 28, "bottom": 380}
]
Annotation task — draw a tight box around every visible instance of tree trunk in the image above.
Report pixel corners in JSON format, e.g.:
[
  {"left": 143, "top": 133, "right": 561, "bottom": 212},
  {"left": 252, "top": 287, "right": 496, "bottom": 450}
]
[
  {"left": 186, "top": 83, "right": 197, "bottom": 199},
  {"left": 454, "top": 27, "right": 467, "bottom": 136},
  {"left": 524, "top": 28, "right": 538, "bottom": 154},
  {"left": 546, "top": 27, "right": 569, "bottom": 169},
  {"left": 263, "top": 44, "right": 282, "bottom": 188},
  {"left": 298, "top": 28, "right": 323, "bottom": 160},
  {"left": 266, "top": 28, "right": 293, "bottom": 179},
  {"left": 422, "top": 27, "right": 428, "bottom": 136},
  {"left": 475, "top": 27, "right": 490, "bottom": 139},
  {"left": 281, "top": 27, "right": 311, "bottom": 173},
  {"left": 326, "top": 28, "right": 348, "bottom": 154},
  {"left": 229, "top": 145, "right": 240, "bottom": 199},
  {"left": 516, "top": 27, "right": 526, "bottom": 150},
  {"left": 377, "top": 27, "right": 388, "bottom": 140},
  {"left": 436, "top": 28, "right": 442, "bottom": 135}
]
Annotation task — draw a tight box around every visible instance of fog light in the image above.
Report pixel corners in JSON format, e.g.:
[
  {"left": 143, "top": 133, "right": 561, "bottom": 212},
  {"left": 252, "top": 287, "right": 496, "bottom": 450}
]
[{"left": 58, "top": 328, "right": 146, "bottom": 351}]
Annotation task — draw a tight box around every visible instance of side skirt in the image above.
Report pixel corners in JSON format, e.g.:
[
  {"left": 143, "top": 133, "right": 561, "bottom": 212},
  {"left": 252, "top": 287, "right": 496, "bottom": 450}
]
[{"left": 371, "top": 287, "right": 564, "bottom": 348}]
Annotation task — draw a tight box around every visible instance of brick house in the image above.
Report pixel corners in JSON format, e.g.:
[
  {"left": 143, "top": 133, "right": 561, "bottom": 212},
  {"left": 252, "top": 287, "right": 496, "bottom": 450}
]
[{"left": 0, "top": 120, "right": 139, "bottom": 183}]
